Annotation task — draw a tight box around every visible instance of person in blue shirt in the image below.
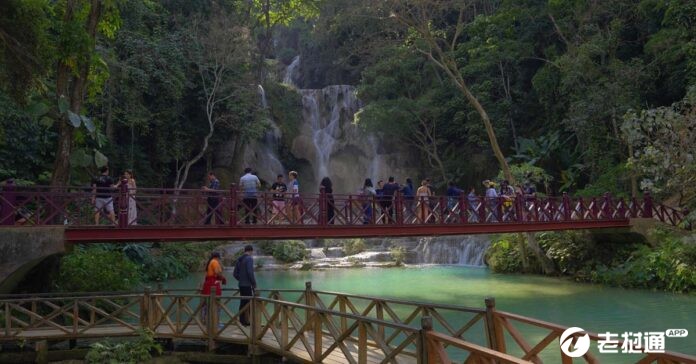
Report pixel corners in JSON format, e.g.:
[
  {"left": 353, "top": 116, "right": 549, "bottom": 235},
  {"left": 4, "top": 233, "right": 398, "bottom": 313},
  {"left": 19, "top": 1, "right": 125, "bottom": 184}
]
[
  {"left": 446, "top": 181, "right": 464, "bottom": 216},
  {"left": 239, "top": 167, "right": 261, "bottom": 224},
  {"left": 233, "top": 245, "right": 256, "bottom": 326},
  {"left": 202, "top": 171, "right": 223, "bottom": 225},
  {"left": 401, "top": 178, "right": 415, "bottom": 221}
]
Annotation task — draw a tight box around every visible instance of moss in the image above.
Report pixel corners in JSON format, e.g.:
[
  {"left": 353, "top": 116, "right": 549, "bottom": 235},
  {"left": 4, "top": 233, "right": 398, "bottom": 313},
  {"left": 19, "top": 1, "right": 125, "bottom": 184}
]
[{"left": 263, "top": 81, "right": 303, "bottom": 151}]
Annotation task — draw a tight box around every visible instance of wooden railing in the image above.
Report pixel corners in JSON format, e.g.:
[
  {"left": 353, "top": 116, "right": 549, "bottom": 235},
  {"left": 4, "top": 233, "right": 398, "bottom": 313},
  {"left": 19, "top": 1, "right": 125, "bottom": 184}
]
[
  {"left": 0, "top": 182, "right": 689, "bottom": 229},
  {"left": 2, "top": 285, "right": 695, "bottom": 363}
]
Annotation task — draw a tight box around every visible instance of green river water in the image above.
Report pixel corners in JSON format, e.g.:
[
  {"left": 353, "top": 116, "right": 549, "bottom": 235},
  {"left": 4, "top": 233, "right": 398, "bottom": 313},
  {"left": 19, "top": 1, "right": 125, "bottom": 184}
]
[{"left": 167, "top": 266, "right": 695, "bottom": 362}]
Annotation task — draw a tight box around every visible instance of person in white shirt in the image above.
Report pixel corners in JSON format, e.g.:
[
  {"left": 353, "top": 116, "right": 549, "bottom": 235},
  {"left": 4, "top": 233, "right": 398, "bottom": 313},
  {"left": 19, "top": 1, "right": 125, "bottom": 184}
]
[{"left": 239, "top": 167, "right": 261, "bottom": 224}]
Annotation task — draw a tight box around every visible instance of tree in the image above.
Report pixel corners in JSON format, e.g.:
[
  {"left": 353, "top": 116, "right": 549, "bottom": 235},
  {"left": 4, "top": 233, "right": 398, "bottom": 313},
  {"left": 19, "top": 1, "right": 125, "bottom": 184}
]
[
  {"left": 51, "top": 0, "right": 120, "bottom": 185},
  {"left": 173, "top": 6, "right": 253, "bottom": 189},
  {"left": 622, "top": 86, "right": 696, "bottom": 208},
  {"left": 387, "top": 0, "right": 513, "bottom": 182}
]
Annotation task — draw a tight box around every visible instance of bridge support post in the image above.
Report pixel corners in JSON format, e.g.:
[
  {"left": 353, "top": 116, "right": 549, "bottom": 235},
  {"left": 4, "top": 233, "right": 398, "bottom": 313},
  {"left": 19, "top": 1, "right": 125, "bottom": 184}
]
[
  {"left": 0, "top": 179, "right": 15, "bottom": 225},
  {"left": 514, "top": 193, "right": 524, "bottom": 222},
  {"left": 395, "top": 191, "right": 404, "bottom": 225},
  {"left": 207, "top": 286, "right": 218, "bottom": 352},
  {"left": 643, "top": 191, "right": 653, "bottom": 218},
  {"left": 485, "top": 297, "right": 506, "bottom": 353},
  {"left": 118, "top": 179, "right": 128, "bottom": 228},
  {"left": 230, "top": 184, "right": 238, "bottom": 226},
  {"left": 320, "top": 187, "right": 327, "bottom": 226},
  {"left": 35, "top": 340, "right": 48, "bottom": 364},
  {"left": 562, "top": 192, "right": 571, "bottom": 221}
]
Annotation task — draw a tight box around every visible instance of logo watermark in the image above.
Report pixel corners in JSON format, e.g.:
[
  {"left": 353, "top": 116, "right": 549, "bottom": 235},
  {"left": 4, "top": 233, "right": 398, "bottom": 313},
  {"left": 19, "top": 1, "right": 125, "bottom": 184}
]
[
  {"left": 560, "top": 327, "right": 591, "bottom": 357},
  {"left": 560, "top": 327, "right": 689, "bottom": 355}
]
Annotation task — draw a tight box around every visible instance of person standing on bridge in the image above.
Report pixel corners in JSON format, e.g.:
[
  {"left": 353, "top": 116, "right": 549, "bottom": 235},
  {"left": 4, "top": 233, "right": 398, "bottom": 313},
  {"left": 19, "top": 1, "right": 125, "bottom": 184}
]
[
  {"left": 92, "top": 166, "right": 117, "bottom": 225},
  {"left": 320, "top": 177, "right": 335, "bottom": 224},
  {"left": 240, "top": 167, "right": 261, "bottom": 224},
  {"left": 233, "top": 245, "right": 256, "bottom": 327},
  {"left": 202, "top": 172, "right": 223, "bottom": 225}
]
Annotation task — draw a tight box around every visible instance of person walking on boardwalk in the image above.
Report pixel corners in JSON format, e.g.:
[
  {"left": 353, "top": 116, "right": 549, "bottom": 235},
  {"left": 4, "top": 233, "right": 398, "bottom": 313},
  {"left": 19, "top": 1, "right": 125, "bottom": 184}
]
[
  {"left": 91, "top": 166, "right": 117, "bottom": 225},
  {"left": 115, "top": 169, "right": 137, "bottom": 225},
  {"left": 270, "top": 174, "right": 287, "bottom": 224},
  {"left": 200, "top": 251, "right": 226, "bottom": 322},
  {"left": 240, "top": 167, "right": 261, "bottom": 224},
  {"left": 202, "top": 172, "right": 223, "bottom": 225},
  {"left": 233, "top": 245, "right": 256, "bottom": 326},
  {"left": 320, "top": 177, "right": 335, "bottom": 224}
]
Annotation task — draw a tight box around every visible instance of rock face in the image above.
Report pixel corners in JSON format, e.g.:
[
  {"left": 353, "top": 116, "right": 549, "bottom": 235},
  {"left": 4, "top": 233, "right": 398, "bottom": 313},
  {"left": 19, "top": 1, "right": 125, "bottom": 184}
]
[{"left": 216, "top": 57, "right": 418, "bottom": 194}]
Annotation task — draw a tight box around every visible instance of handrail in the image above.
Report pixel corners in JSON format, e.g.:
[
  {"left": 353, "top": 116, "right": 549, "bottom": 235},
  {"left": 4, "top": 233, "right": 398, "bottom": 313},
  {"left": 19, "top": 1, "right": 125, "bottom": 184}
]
[
  {"left": 1, "top": 289, "right": 695, "bottom": 363},
  {"left": 1, "top": 183, "right": 688, "bottom": 229}
]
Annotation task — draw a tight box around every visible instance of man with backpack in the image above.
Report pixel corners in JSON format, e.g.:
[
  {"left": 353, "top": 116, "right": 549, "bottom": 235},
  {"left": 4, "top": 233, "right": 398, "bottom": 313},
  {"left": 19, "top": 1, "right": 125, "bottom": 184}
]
[{"left": 91, "top": 166, "right": 116, "bottom": 225}]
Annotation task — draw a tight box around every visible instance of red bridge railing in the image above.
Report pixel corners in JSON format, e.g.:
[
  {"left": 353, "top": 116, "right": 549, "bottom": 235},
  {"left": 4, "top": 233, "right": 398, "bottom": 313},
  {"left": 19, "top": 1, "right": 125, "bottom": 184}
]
[{"left": 0, "top": 182, "right": 689, "bottom": 229}]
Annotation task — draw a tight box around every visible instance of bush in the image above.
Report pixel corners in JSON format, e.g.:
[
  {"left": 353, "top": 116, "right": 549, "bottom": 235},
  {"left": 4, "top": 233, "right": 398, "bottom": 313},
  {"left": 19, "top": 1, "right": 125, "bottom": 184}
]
[
  {"left": 85, "top": 329, "right": 162, "bottom": 364},
  {"left": 485, "top": 237, "right": 524, "bottom": 273},
  {"left": 56, "top": 247, "right": 141, "bottom": 292},
  {"left": 343, "top": 239, "right": 366, "bottom": 256},
  {"left": 390, "top": 246, "right": 407, "bottom": 266},
  {"left": 268, "top": 241, "right": 307, "bottom": 263}
]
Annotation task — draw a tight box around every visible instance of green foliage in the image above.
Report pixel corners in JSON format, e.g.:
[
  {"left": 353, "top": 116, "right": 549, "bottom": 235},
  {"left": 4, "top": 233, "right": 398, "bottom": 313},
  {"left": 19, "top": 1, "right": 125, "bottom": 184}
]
[
  {"left": 265, "top": 241, "right": 307, "bottom": 263},
  {"left": 622, "top": 86, "right": 696, "bottom": 207},
  {"left": 485, "top": 235, "right": 530, "bottom": 273},
  {"left": 56, "top": 246, "right": 141, "bottom": 292},
  {"left": 85, "top": 329, "right": 162, "bottom": 364},
  {"left": 389, "top": 246, "right": 407, "bottom": 266},
  {"left": 343, "top": 239, "right": 366, "bottom": 256}
]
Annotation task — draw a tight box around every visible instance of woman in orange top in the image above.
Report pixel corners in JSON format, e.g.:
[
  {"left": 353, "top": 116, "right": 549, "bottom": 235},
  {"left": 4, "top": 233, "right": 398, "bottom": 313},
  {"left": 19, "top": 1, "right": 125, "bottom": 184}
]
[{"left": 201, "top": 252, "right": 226, "bottom": 295}]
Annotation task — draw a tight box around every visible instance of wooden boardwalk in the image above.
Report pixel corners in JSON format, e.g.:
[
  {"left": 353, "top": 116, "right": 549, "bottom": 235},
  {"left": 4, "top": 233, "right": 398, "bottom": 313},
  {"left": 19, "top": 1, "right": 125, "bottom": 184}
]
[{"left": 2, "top": 287, "right": 695, "bottom": 364}]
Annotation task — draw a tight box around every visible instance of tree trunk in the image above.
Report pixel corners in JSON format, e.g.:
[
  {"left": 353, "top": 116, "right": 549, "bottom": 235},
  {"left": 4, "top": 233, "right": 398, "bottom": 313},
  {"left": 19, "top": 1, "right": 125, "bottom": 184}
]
[
  {"left": 525, "top": 233, "right": 556, "bottom": 275},
  {"left": 50, "top": 0, "right": 103, "bottom": 186}
]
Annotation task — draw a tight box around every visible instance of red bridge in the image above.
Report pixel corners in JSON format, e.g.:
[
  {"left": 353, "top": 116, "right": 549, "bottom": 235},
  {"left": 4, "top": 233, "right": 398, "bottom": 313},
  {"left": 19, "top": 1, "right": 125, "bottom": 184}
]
[{"left": 0, "top": 182, "right": 688, "bottom": 243}]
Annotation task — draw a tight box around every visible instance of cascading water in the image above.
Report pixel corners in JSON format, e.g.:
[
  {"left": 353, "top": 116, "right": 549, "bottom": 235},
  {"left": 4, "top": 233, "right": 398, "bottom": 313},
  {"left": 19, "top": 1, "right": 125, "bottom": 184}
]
[
  {"left": 300, "top": 86, "right": 359, "bottom": 181},
  {"left": 284, "top": 56, "right": 301, "bottom": 86},
  {"left": 415, "top": 236, "right": 491, "bottom": 266}
]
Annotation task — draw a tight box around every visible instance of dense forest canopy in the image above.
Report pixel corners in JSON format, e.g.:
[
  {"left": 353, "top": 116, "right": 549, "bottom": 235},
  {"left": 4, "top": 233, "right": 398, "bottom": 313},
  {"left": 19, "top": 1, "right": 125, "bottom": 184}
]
[{"left": 0, "top": 0, "right": 694, "bottom": 212}]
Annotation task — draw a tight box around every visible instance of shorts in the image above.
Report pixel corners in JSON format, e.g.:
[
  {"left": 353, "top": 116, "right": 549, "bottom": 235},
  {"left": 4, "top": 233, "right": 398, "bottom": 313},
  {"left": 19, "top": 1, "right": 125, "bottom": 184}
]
[
  {"left": 272, "top": 200, "right": 285, "bottom": 212},
  {"left": 95, "top": 197, "right": 114, "bottom": 214}
]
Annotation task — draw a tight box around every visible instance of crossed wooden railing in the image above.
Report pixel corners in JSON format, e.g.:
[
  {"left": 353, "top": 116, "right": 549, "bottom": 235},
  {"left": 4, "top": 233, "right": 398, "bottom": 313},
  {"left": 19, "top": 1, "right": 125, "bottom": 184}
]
[
  {"left": 0, "top": 182, "right": 689, "bottom": 229},
  {"left": 1, "top": 284, "right": 695, "bottom": 363}
]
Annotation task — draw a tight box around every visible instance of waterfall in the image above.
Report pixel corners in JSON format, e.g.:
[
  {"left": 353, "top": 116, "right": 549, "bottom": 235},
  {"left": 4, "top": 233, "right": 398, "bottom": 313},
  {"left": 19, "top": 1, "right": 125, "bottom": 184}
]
[
  {"left": 284, "top": 56, "right": 301, "bottom": 86},
  {"left": 415, "top": 236, "right": 491, "bottom": 266},
  {"left": 300, "top": 86, "right": 359, "bottom": 181},
  {"left": 258, "top": 84, "right": 268, "bottom": 109}
]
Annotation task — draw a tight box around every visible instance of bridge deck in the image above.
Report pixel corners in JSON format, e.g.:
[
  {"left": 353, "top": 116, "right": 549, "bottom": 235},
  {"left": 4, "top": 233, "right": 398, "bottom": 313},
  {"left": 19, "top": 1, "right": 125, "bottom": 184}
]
[{"left": 5, "top": 324, "right": 417, "bottom": 364}]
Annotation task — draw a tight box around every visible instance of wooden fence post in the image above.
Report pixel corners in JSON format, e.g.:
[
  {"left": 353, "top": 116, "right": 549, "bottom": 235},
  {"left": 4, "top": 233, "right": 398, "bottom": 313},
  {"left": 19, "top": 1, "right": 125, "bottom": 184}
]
[
  {"left": 207, "top": 286, "right": 218, "bottom": 352},
  {"left": 0, "top": 179, "right": 16, "bottom": 225},
  {"left": 250, "top": 291, "right": 261, "bottom": 356},
  {"left": 305, "top": 281, "right": 313, "bottom": 325},
  {"left": 420, "top": 316, "right": 434, "bottom": 364},
  {"left": 140, "top": 287, "right": 151, "bottom": 330},
  {"left": 484, "top": 297, "right": 506, "bottom": 353},
  {"left": 118, "top": 178, "right": 129, "bottom": 227},
  {"left": 229, "top": 184, "right": 237, "bottom": 226}
]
